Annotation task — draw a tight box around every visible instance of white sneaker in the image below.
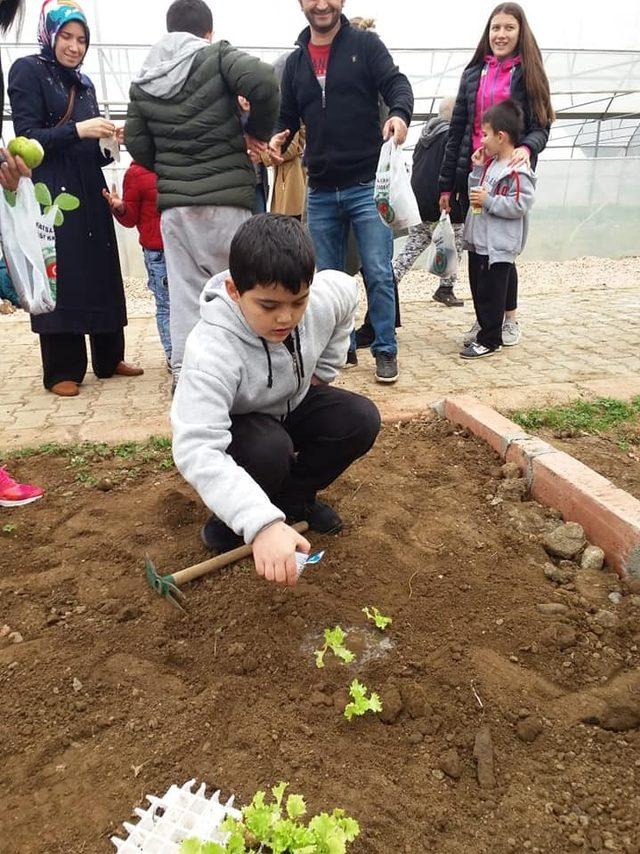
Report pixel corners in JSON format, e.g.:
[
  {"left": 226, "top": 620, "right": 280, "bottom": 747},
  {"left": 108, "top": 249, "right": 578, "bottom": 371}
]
[
  {"left": 463, "top": 321, "right": 480, "bottom": 347},
  {"left": 502, "top": 319, "right": 521, "bottom": 346}
]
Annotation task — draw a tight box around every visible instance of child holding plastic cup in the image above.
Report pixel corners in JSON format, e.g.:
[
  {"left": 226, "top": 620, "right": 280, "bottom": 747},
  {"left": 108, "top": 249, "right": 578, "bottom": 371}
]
[{"left": 459, "top": 100, "right": 535, "bottom": 360}]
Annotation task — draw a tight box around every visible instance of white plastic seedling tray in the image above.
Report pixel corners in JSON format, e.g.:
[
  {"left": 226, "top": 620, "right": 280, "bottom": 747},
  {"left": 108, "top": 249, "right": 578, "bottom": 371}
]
[{"left": 111, "top": 779, "right": 241, "bottom": 853}]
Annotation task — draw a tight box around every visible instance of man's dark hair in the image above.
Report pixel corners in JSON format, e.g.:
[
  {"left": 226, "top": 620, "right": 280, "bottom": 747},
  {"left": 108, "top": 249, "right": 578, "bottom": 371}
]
[
  {"left": 166, "top": 0, "right": 213, "bottom": 38},
  {"left": 229, "top": 214, "right": 316, "bottom": 295},
  {"left": 481, "top": 99, "right": 524, "bottom": 145}
]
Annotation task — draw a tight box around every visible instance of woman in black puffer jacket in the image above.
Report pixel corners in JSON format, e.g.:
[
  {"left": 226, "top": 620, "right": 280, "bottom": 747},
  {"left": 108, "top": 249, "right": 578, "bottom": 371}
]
[{"left": 438, "top": 2, "right": 554, "bottom": 346}]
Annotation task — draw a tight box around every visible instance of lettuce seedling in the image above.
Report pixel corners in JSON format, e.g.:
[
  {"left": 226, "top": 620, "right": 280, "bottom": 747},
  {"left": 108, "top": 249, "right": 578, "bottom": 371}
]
[
  {"left": 362, "top": 606, "right": 392, "bottom": 631},
  {"left": 344, "top": 679, "right": 383, "bottom": 721},
  {"left": 314, "top": 625, "right": 355, "bottom": 668},
  {"left": 181, "top": 781, "right": 360, "bottom": 853}
]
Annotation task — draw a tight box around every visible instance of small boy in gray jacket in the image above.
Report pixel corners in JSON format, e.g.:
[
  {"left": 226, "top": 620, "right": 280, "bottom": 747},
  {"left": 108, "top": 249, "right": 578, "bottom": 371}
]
[
  {"left": 172, "top": 214, "right": 381, "bottom": 587},
  {"left": 460, "top": 99, "right": 536, "bottom": 359}
]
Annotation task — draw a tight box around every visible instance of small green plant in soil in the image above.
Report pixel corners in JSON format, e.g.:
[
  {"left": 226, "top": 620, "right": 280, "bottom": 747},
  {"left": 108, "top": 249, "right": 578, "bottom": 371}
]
[
  {"left": 180, "top": 781, "right": 360, "bottom": 853},
  {"left": 2, "top": 523, "right": 17, "bottom": 534},
  {"left": 511, "top": 396, "right": 640, "bottom": 435},
  {"left": 361, "top": 606, "right": 392, "bottom": 630},
  {"left": 314, "top": 626, "right": 355, "bottom": 668},
  {"left": 344, "top": 679, "right": 382, "bottom": 721}
]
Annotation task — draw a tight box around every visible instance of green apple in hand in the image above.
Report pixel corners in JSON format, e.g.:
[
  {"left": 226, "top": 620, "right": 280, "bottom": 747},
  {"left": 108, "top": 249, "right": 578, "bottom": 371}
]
[{"left": 8, "top": 136, "right": 45, "bottom": 169}]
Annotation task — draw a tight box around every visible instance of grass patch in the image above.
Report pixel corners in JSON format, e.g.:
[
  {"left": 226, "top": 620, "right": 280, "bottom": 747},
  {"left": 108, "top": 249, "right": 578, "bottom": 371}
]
[
  {"left": 511, "top": 397, "right": 640, "bottom": 435},
  {"left": 4, "top": 436, "right": 174, "bottom": 483}
]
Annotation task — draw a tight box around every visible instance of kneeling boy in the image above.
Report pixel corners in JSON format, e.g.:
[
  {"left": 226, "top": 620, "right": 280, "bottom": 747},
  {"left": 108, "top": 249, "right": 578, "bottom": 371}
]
[{"left": 171, "top": 214, "right": 381, "bottom": 586}]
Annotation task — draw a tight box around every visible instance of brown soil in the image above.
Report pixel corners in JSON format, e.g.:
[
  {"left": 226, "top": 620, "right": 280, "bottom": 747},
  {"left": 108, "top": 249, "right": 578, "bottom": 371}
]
[
  {"left": 535, "top": 428, "right": 640, "bottom": 502},
  {"left": 1, "top": 420, "right": 640, "bottom": 854}
]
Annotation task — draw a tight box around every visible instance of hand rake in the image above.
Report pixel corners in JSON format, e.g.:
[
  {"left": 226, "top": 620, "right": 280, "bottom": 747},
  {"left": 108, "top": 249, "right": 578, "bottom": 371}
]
[{"left": 144, "top": 521, "right": 310, "bottom": 610}]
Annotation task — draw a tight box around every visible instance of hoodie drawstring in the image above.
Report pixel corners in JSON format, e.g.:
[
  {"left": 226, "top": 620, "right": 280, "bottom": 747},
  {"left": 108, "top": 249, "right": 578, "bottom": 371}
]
[{"left": 260, "top": 337, "right": 274, "bottom": 389}]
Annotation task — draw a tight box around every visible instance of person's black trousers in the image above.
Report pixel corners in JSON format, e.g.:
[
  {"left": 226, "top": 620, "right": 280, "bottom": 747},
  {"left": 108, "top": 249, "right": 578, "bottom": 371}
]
[
  {"left": 226, "top": 384, "right": 381, "bottom": 508},
  {"left": 468, "top": 252, "right": 515, "bottom": 350},
  {"left": 39, "top": 330, "right": 125, "bottom": 389}
]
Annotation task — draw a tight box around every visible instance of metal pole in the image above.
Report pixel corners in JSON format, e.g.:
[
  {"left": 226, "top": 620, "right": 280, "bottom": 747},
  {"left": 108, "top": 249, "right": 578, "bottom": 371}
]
[{"left": 91, "top": 0, "right": 110, "bottom": 118}]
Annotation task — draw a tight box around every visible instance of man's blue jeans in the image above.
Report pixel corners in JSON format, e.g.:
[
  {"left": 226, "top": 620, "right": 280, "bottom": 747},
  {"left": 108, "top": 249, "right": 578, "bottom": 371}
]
[
  {"left": 307, "top": 181, "right": 397, "bottom": 356},
  {"left": 143, "top": 248, "right": 171, "bottom": 362}
]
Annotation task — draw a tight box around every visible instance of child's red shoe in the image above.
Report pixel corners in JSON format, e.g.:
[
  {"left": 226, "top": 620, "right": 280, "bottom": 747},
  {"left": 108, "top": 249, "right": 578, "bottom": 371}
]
[{"left": 0, "top": 468, "right": 44, "bottom": 507}]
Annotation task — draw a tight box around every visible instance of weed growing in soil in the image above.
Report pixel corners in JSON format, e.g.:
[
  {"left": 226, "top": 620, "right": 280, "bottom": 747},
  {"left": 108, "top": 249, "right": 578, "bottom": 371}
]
[
  {"left": 181, "top": 782, "right": 360, "bottom": 853},
  {"left": 361, "top": 606, "right": 392, "bottom": 630},
  {"left": 314, "top": 626, "right": 355, "bottom": 668},
  {"left": 343, "top": 680, "right": 382, "bottom": 721},
  {"left": 511, "top": 396, "right": 640, "bottom": 435},
  {"left": 2, "top": 523, "right": 17, "bottom": 534}
]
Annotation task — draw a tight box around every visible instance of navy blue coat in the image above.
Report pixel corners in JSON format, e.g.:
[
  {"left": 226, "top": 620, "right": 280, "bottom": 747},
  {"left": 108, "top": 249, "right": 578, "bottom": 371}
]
[{"left": 8, "top": 54, "right": 126, "bottom": 335}]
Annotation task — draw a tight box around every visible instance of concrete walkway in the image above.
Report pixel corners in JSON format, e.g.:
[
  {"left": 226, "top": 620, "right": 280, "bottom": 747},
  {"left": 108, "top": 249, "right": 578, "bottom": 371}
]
[{"left": 1, "top": 258, "right": 639, "bottom": 451}]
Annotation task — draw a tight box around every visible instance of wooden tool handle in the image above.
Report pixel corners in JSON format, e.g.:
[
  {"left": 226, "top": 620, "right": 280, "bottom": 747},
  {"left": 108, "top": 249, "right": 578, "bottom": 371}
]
[{"left": 171, "top": 521, "right": 310, "bottom": 587}]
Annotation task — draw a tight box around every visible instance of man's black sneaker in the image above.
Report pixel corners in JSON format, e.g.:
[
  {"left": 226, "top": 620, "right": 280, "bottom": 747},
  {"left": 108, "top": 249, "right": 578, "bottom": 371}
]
[
  {"left": 344, "top": 348, "right": 358, "bottom": 368},
  {"left": 433, "top": 287, "right": 464, "bottom": 307},
  {"left": 201, "top": 516, "right": 243, "bottom": 553},
  {"left": 374, "top": 352, "right": 399, "bottom": 384},
  {"left": 355, "top": 324, "right": 375, "bottom": 349}
]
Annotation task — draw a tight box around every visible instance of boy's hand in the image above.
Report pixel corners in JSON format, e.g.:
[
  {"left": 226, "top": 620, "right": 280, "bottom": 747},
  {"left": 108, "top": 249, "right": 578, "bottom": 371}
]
[
  {"left": 102, "top": 184, "right": 125, "bottom": 214},
  {"left": 471, "top": 146, "right": 486, "bottom": 166},
  {"left": 469, "top": 185, "right": 488, "bottom": 207},
  {"left": 268, "top": 129, "right": 290, "bottom": 165},
  {"left": 438, "top": 192, "right": 451, "bottom": 214},
  {"left": 252, "top": 521, "right": 311, "bottom": 586}
]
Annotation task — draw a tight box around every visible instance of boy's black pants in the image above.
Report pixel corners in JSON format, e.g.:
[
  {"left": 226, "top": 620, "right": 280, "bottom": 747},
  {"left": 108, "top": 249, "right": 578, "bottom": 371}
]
[
  {"left": 226, "top": 384, "right": 381, "bottom": 509},
  {"left": 468, "top": 252, "right": 517, "bottom": 350}
]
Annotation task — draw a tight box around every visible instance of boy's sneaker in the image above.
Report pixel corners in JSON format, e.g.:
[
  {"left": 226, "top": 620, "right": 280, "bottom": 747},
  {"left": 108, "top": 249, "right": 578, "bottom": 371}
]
[
  {"left": 278, "top": 493, "right": 343, "bottom": 534},
  {"left": 462, "top": 320, "right": 480, "bottom": 347},
  {"left": 460, "top": 341, "right": 501, "bottom": 359},
  {"left": 433, "top": 287, "right": 464, "bottom": 307},
  {"left": 502, "top": 318, "right": 521, "bottom": 346},
  {"left": 355, "top": 324, "right": 375, "bottom": 349},
  {"left": 0, "top": 468, "right": 44, "bottom": 507},
  {"left": 344, "top": 348, "right": 358, "bottom": 368},
  {"left": 201, "top": 516, "right": 243, "bottom": 553},
  {"left": 375, "top": 353, "right": 399, "bottom": 383}
]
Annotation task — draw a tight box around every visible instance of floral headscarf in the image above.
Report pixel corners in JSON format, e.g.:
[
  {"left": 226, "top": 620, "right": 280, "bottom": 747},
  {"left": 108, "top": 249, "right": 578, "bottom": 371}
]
[{"left": 37, "top": 0, "right": 90, "bottom": 66}]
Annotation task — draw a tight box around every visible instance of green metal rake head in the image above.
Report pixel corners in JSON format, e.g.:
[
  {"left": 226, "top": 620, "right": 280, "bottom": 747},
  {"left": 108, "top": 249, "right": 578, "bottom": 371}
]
[{"left": 144, "top": 554, "right": 186, "bottom": 611}]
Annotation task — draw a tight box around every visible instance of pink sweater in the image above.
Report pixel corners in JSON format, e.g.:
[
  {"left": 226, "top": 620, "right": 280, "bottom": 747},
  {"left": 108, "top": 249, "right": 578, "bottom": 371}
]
[{"left": 472, "top": 54, "right": 522, "bottom": 154}]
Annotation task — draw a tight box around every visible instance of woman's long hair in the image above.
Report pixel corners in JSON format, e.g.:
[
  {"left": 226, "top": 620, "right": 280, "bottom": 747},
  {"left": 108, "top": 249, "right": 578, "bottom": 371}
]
[
  {"left": 0, "top": 0, "right": 25, "bottom": 34},
  {"left": 468, "top": 3, "right": 555, "bottom": 126}
]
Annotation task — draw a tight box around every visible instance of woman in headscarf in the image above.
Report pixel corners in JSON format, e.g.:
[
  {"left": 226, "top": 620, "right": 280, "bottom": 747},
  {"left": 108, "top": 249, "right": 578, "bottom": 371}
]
[{"left": 7, "top": 0, "right": 142, "bottom": 397}]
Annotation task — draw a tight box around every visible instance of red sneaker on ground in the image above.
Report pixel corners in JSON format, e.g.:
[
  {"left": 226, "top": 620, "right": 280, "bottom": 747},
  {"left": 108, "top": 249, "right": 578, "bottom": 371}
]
[{"left": 0, "top": 468, "right": 44, "bottom": 507}]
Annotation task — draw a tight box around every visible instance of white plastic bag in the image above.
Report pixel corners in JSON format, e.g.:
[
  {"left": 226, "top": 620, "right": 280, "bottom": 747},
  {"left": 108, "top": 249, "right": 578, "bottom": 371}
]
[
  {"left": 0, "top": 177, "right": 57, "bottom": 314},
  {"left": 374, "top": 139, "right": 421, "bottom": 233},
  {"left": 424, "top": 212, "right": 459, "bottom": 278}
]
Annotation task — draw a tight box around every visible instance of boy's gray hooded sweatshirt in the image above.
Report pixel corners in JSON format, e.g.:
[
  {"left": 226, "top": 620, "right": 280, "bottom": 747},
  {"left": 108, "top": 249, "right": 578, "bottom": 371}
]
[
  {"left": 463, "top": 157, "right": 536, "bottom": 264},
  {"left": 171, "top": 270, "right": 358, "bottom": 544},
  {"left": 133, "top": 33, "right": 210, "bottom": 99}
]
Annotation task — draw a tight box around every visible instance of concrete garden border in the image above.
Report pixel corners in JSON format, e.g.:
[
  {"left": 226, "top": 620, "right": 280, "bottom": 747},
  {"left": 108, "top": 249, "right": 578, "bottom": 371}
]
[{"left": 429, "top": 394, "right": 640, "bottom": 577}]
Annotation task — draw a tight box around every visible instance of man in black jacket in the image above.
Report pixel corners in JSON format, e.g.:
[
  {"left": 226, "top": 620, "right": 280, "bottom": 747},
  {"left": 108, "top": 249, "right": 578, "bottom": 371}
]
[{"left": 270, "top": 1, "right": 413, "bottom": 384}]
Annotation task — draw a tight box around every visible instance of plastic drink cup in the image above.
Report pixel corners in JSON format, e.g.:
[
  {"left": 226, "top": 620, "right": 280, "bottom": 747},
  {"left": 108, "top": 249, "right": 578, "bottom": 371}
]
[{"left": 469, "top": 174, "right": 483, "bottom": 214}]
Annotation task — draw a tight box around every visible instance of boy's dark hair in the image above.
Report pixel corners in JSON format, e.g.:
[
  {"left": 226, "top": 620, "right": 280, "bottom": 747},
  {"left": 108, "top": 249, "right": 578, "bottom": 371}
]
[
  {"left": 481, "top": 99, "right": 525, "bottom": 145},
  {"left": 166, "top": 0, "right": 213, "bottom": 38},
  {"left": 230, "top": 215, "right": 316, "bottom": 295}
]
